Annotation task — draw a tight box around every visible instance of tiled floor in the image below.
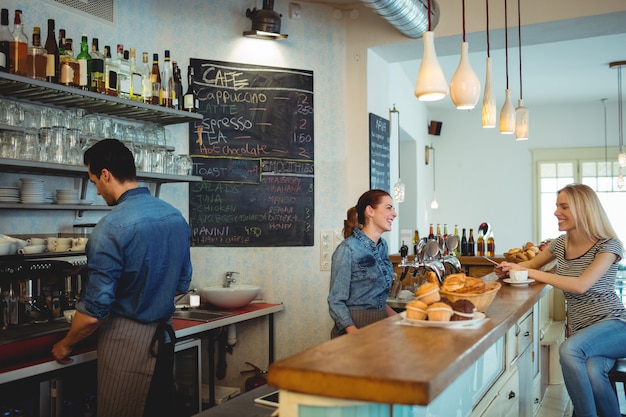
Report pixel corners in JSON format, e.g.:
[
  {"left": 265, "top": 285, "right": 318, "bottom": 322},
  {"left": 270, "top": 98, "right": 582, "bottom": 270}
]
[{"left": 536, "top": 384, "right": 572, "bottom": 417}]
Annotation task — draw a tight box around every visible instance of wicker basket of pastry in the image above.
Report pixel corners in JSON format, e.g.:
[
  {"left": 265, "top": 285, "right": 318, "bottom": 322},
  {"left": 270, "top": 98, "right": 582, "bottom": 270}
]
[
  {"left": 439, "top": 273, "right": 501, "bottom": 312},
  {"left": 504, "top": 241, "right": 541, "bottom": 262}
]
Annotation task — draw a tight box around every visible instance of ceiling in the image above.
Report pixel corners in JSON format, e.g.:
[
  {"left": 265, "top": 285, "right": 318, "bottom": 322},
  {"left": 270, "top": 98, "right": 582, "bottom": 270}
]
[{"left": 294, "top": 0, "right": 626, "bottom": 111}]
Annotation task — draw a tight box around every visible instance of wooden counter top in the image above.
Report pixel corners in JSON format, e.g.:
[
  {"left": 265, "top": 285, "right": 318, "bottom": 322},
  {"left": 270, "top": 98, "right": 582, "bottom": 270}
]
[{"left": 267, "top": 281, "right": 549, "bottom": 406}]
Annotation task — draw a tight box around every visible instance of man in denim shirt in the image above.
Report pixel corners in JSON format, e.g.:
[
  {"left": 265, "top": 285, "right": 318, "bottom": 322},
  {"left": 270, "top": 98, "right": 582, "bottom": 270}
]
[
  {"left": 328, "top": 190, "right": 397, "bottom": 338},
  {"left": 52, "top": 139, "right": 192, "bottom": 417}
]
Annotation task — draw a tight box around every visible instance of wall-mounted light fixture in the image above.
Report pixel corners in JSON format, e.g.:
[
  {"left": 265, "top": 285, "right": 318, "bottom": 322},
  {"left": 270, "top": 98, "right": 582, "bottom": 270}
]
[
  {"left": 425, "top": 145, "right": 438, "bottom": 209},
  {"left": 244, "top": 0, "right": 288, "bottom": 40},
  {"left": 390, "top": 105, "right": 405, "bottom": 203}
]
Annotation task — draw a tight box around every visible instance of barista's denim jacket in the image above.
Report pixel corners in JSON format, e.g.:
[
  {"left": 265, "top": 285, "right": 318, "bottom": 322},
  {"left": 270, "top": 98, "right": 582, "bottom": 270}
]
[{"left": 327, "top": 228, "right": 394, "bottom": 332}]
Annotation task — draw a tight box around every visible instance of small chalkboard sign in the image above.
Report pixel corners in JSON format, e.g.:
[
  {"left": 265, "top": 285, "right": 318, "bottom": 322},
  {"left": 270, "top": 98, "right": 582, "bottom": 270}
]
[
  {"left": 369, "top": 113, "right": 390, "bottom": 192},
  {"left": 188, "top": 59, "right": 314, "bottom": 247}
]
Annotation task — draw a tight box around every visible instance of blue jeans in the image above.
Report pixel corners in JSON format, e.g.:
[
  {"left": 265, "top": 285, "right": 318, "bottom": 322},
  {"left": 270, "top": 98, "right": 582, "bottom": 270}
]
[{"left": 559, "top": 319, "right": 626, "bottom": 417}]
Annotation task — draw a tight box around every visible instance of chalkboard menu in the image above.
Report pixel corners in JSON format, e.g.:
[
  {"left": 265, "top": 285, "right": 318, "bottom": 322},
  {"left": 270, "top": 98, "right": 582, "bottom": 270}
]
[
  {"left": 188, "top": 59, "right": 314, "bottom": 247},
  {"left": 369, "top": 113, "right": 390, "bottom": 192}
]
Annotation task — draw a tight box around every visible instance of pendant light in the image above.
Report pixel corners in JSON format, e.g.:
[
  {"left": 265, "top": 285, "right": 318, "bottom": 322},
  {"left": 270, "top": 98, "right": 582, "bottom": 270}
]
[
  {"left": 425, "top": 146, "right": 438, "bottom": 209},
  {"left": 390, "top": 105, "right": 405, "bottom": 203},
  {"left": 414, "top": 0, "right": 448, "bottom": 101},
  {"left": 514, "top": 0, "right": 529, "bottom": 140},
  {"left": 611, "top": 61, "right": 626, "bottom": 168},
  {"left": 482, "top": 0, "right": 496, "bottom": 128},
  {"left": 499, "top": 0, "right": 515, "bottom": 134},
  {"left": 450, "top": 0, "right": 480, "bottom": 110}
]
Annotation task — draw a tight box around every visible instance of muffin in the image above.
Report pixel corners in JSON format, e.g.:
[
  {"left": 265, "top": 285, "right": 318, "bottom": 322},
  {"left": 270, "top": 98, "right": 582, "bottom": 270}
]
[
  {"left": 450, "top": 299, "right": 476, "bottom": 321},
  {"left": 405, "top": 299, "right": 428, "bottom": 320},
  {"left": 427, "top": 302, "right": 453, "bottom": 321},
  {"left": 415, "top": 282, "right": 440, "bottom": 305}
]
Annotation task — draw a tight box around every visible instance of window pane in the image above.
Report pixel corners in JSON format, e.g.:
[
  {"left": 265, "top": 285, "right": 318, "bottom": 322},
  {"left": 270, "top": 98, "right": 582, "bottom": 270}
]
[
  {"left": 557, "top": 163, "right": 574, "bottom": 177},
  {"left": 541, "top": 163, "right": 556, "bottom": 177},
  {"left": 581, "top": 162, "right": 596, "bottom": 177}
]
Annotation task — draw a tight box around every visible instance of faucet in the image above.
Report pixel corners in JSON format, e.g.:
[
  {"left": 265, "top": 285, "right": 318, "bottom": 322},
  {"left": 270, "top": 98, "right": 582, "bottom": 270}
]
[{"left": 224, "top": 271, "right": 239, "bottom": 288}]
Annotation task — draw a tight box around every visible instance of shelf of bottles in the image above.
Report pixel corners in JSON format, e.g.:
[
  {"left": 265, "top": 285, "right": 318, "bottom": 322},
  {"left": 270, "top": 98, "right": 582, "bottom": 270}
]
[{"left": 0, "top": 72, "right": 202, "bottom": 126}]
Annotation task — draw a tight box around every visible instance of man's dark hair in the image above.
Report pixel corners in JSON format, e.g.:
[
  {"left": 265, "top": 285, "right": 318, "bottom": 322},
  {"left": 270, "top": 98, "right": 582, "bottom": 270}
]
[{"left": 83, "top": 138, "right": 137, "bottom": 182}]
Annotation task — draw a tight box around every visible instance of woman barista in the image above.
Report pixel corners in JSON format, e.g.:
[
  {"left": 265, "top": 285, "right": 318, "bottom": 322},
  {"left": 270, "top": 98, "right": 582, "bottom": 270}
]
[{"left": 328, "top": 189, "right": 398, "bottom": 338}]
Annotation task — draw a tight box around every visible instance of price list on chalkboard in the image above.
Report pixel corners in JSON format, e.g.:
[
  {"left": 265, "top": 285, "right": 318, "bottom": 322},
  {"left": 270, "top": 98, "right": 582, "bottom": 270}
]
[
  {"left": 369, "top": 113, "right": 390, "bottom": 192},
  {"left": 188, "top": 59, "right": 314, "bottom": 247}
]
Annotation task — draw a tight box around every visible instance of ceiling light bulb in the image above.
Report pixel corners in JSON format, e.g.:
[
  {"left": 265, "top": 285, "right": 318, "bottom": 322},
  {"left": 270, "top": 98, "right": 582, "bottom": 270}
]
[
  {"left": 430, "top": 198, "right": 438, "bottom": 209},
  {"left": 414, "top": 31, "right": 448, "bottom": 102},
  {"left": 482, "top": 57, "right": 496, "bottom": 128},
  {"left": 515, "top": 99, "right": 529, "bottom": 140},
  {"left": 450, "top": 42, "right": 481, "bottom": 110},
  {"left": 499, "top": 89, "right": 516, "bottom": 134}
]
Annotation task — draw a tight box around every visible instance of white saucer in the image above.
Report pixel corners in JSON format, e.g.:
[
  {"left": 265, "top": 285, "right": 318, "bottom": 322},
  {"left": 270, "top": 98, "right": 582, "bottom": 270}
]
[{"left": 503, "top": 278, "right": 535, "bottom": 286}]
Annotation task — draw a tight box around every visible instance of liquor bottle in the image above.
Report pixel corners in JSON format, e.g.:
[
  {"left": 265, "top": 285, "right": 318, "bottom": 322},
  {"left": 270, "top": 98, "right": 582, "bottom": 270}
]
[
  {"left": 9, "top": 9, "right": 28, "bottom": 75},
  {"left": 151, "top": 53, "right": 161, "bottom": 105},
  {"left": 117, "top": 47, "right": 131, "bottom": 98},
  {"left": 26, "top": 26, "right": 47, "bottom": 80},
  {"left": 476, "top": 229, "right": 485, "bottom": 257},
  {"left": 172, "top": 60, "right": 183, "bottom": 110},
  {"left": 468, "top": 228, "right": 475, "bottom": 256},
  {"left": 44, "top": 19, "right": 59, "bottom": 83},
  {"left": 59, "top": 38, "right": 77, "bottom": 87},
  {"left": 487, "top": 232, "right": 496, "bottom": 257},
  {"left": 140, "top": 51, "right": 151, "bottom": 104},
  {"left": 461, "top": 228, "right": 468, "bottom": 256},
  {"left": 129, "top": 48, "right": 141, "bottom": 101},
  {"left": 183, "top": 65, "right": 198, "bottom": 112},
  {"left": 57, "top": 28, "right": 65, "bottom": 53},
  {"left": 161, "top": 50, "right": 173, "bottom": 108},
  {"left": 412, "top": 229, "right": 420, "bottom": 256},
  {"left": 428, "top": 224, "right": 435, "bottom": 241},
  {"left": 104, "top": 45, "right": 118, "bottom": 96},
  {"left": 442, "top": 224, "right": 449, "bottom": 255},
  {"left": 453, "top": 225, "right": 461, "bottom": 256},
  {"left": 90, "top": 37, "right": 105, "bottom": 93},
  {"left": 76, "top": 35, "right": 91, "bottom": 90},
  {"left": 0, "top": 8, "right": 9, "bottom": 73},
  {"left": 435, "top": 224, "right": 442, "bottom": 246}
]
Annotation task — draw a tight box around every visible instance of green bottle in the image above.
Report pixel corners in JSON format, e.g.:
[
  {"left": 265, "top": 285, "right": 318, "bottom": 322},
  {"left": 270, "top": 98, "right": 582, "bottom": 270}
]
[{"left": 76, "top": 35, "right": 91, "bottom": 90}]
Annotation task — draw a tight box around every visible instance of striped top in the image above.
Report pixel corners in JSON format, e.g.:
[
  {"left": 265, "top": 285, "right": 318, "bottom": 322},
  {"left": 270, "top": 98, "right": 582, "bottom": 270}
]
[{"left": 549, "top": 235, "right": 625, "bottom": 334}]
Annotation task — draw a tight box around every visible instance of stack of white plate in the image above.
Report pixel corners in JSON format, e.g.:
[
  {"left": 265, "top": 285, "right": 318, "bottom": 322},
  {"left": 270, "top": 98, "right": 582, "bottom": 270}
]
[
  {"left": 0, "top": 186, "right": 20, "bottom": 203},
  {"left": 20, "top": 178, "right": 46, "bottom": 204},
  {"left": 56, "top": 189, "right": 80, "bottom": 205}
]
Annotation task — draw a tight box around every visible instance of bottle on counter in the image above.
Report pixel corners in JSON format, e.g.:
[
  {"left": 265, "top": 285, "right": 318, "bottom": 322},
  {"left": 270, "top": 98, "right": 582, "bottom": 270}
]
[
  {"left": 161, "top": 49, "right": 173, "bottom": 108},
  {"left": 183, "top": 65, "right": 198, "bottom": 112},
  {"left": 435, "top": 224, "right": 442, "bottom": 247},
  {"left": 104, "top": 45, "right": 118, "bottom": 96},
  {"left": 90, "top": 37, "right": 105, "bottom": 93},
  {"left": 44, "top": 19, "right": 59, "bottom": 83},
  {"left": 468, "top": 228, "right": 475, "bottom": 256},
  {"left": 476, "top": 228, "right": 485, "bottom": 257},
  {"left": 140, "top": 51, "right": 151, "bottom": 104},
  {"left": 151, "top": 53, "right": 161, "bottom": 105},
  {"left": 442, "top": 224, "right": 449, "bottom": 255},
  {"left": 412, "top": 229, "right": 420, "bottom": 256},
  {"left": 59, "top": 38, "right": 77, "bottom": 87},
  {"left": 117, "top": 45, "right": 131, "bottom": 99},
  {"left": 172, "top": 59, "right": 182, "bottom": 110},
  {"left": 76, "top": 35, "right": 92, "bottom": 90},
  {"left": 461, "top": 228, "right": 468, "bottom": 256},
  {"left": 26, "top": 26, "right": 46, "bottom": 80},
  {"left": 428, "top": 224, "right": 435, "bottom": 241},
  {"left": 9, "top": 9, "right": 28, "bottom": 76},
  {"left": 453, "top": 225, "right": 461, "bottom": 256},
  {"left": 487, "top": 231, "right": 496, "bottom": 257},
  {"left": 0, "top": 8, "right": 10, "bottom": 73},
  {"left": 129, "top": 48, "right": 141, "bottom": 101}
]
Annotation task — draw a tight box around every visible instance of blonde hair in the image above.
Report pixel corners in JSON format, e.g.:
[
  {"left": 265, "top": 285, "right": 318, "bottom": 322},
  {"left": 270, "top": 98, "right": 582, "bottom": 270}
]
[
  {"left": 558, "top": 183, "right": 619, "bottom": 242},
  {"left": 343, "top": 190, "right": 391, "bottom": 238}
]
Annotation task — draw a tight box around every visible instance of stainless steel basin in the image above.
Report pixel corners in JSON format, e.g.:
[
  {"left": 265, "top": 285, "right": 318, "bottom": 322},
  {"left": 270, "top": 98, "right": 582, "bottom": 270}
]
[{"left": 173, "top": 309, "right": 234, "bottom": 322}]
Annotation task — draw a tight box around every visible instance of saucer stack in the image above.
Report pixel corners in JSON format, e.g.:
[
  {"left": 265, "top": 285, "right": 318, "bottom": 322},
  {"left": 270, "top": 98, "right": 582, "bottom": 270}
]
[
  {"left": 20, "top": 178, "right": 46, "bottom": 204},
  {"left": 56, "top": 189, "right": 80, "bottom": 205},
  {"left": 0, "top": 186, "right": 20, "bottom": 203}
]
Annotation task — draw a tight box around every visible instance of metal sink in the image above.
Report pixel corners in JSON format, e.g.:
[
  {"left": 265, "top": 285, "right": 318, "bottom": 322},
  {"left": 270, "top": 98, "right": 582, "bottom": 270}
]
[{"left": 173, "top": 309, "right": 234, "bottom": 322}]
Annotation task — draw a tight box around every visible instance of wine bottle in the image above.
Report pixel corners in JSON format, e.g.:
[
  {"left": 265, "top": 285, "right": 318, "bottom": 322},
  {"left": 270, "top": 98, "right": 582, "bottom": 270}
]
[
  {"left": 57, "top": 28, "right": 65, "bottom": 54},
  {"left": 476, "top": 229, "right": 485, "bottom": 257},
  {"left": 140, "top": 51, "right": 151, "bottom": 104},
  {"left": 453, "top": 225, "right": 461, "bottom": 256},
  {"left": 468, "top": 228, "right": 475, "bottom": 256},
  {"left": 161, "top": 50, "right": 173, "bottom": 108},
  {"left": 0, "top": 9, "right": 9, "bottom": 73},
  {"left": 412, "top": 229, "right": 420, "bottom": 256},
  {"left": 117, "top": 45, "right": 130, "bottom": 98},
  {"left": 183, "top": 65, "right": 198, "bottom": 112},
  {"left": 172, "top": 60, "right": 183, "bottom": 110},
  {"left": 104, "top": 45, "right": 119, "bottom": 96},
  {"left": 461, "top": 228, "right": 468, "bottom": 256},
  {"left": 59, "top": 38, "right": 77, "bottom": 87},
  {"left": 26, "top": 26, "right": 46, "bottom": 80},
  {"left": 90, "top": 37, "right": 105, "bottom": 93},
  {"left": 151, "top": 53, "right": 161, "bottom": 105},
  {"left": 487, "top": 232, "right": 496, "bottom": 257},
  {"left": 76, "top": 35, "right": 91, "bottom": 90},
  {"left": 9, "top": 9, "right": 28, "bottom": 75},
  {"left": 442, "top": 224, "right": 449, "bottom": 255},
  {"left": 428, "top": 224, "right": 435, "bottom": 241},
  {"left": 44, "top": 19, "right": 59, "bottom": 83}
]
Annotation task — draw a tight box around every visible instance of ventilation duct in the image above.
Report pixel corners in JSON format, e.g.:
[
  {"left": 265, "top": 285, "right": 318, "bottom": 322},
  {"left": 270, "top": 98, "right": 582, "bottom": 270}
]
[{"left": 360, "top": 0, "right": 440, "bottom": 39}]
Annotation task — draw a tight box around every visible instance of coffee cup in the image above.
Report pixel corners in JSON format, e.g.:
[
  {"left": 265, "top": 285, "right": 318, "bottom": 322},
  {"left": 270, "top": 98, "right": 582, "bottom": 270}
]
[
  {"left": 56, "top": 237, "right": 72, "bottom": 246},
  {"left": 28, "top": 237, "right": 47, "bottom": 246},
  {"left": 54, "top": 245, "right": 71, "bottom": 252},
  {"left": 18, "top": 245, "right": 46, "bottom": 254},
  {"left": 509, "top": 268, "right": 529, "bottom": 282},
  {"left": 63, "top": 309, "right": 76, "bottom": 323},
  {"left": 0, "top": 242, "right": 12, "bottom": 256},
  {"left": 72, "top": 237, "right": 88, "bottom": 247}
]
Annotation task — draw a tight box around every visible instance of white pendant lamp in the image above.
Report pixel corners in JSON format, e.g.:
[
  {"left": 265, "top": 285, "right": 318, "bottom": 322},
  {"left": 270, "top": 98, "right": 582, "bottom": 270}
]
[
  {"left": 499, "top": 0, "right": 515, "bottom": 134},
  {"left": 611, "top": 61, "right": 626, "bottom": 168},
  {"left": 390, "top": 105, "right": 405, "bottom": 203},
  {"left": 514, "top": 0, "right": 529, "bottom": 140},
  {"left": 482, "top": 0, "right": 496, "bottom": 128},
  {"left": 450, "top": 0, "right": 480, "bottom": 110},
  {"left": 414, "top": 0, "right": 448, "bottom": 102}
]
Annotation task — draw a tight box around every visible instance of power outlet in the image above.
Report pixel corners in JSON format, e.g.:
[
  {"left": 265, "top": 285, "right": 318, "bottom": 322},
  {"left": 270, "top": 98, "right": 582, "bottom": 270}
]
[{"left": 320, "top": 230, "right": 333, "bottom": 271}]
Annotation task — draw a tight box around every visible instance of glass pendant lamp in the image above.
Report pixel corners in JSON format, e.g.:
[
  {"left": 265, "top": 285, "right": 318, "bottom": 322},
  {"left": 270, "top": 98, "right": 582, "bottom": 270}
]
[
  {"left": 499, "top": 0, "right": 515, "bottom": 134},
  {"left": 514, "top": 0, "right": 529, "bottom": 140},
  {"left": 482, "top": 0, "right": 496, "bottom": 127},
  {"left": 414, "top": 0, "right": 447, "bottom": 102},
  {"left": 450, "top": 0, "right": 480, "bottom": 110}
]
